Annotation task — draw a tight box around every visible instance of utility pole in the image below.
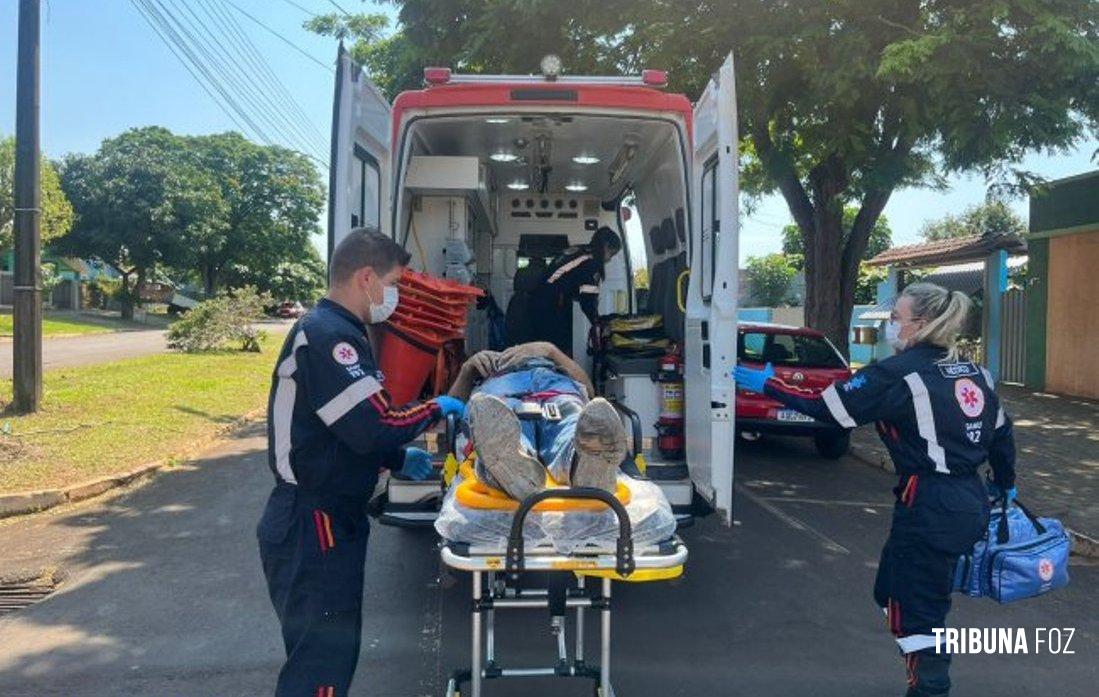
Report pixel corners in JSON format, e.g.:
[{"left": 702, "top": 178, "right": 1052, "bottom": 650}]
[{"left": 13, "top": 0, "right": 42, "bottom": 413}]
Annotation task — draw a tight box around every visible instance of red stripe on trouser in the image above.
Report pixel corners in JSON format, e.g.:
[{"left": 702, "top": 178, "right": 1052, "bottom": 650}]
[
  {"left": 906, "top": 654, "right": 919, "bottom": 686},
  {"left": 313, "top": 510, "right": 329, "bottom": 552},
  {"left": 902, "top": 475, "right": 919, "bottom": 507},
  {"left": 316, "top": 687, "right": 335, "bottom": 697}
]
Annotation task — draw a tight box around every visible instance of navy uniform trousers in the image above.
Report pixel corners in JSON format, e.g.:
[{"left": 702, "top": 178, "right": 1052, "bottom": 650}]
[
  {"left": 258, "top": 483, "right": 370, "bottom": 697},
  {"left": 873, "top": 473, "right": 989, "bottom": 695}
]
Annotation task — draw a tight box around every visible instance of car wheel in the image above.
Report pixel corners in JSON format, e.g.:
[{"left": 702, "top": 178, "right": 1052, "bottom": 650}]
[{"left": 814, "top": 432, "right": 850, "bottom": 459}]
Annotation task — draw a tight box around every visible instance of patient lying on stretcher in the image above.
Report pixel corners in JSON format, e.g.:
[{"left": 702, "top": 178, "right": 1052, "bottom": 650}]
[{"left": 447, "top": 342, "right": 627, "bottom": 501}]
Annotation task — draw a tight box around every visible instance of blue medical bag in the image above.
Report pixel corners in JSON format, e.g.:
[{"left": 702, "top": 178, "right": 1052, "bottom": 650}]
[{"left": 953, "top": 498, "right": 1071, "bottom": 603}]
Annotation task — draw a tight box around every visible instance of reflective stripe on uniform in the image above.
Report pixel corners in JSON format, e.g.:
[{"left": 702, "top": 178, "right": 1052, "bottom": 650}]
[
  {"left": 316, "top": 376, "right": 384, "bottom": 426},
  {"left": 546, "top": 254, "right": 592, "bottom": 284},
  {"left": 897, "top": 633, "right": 939, "bottom": 654},
  {"left": 578, "top": 284, "right": 599, "bottom": 294},
  {"left": 978, "top": 366, "right": 1007, "bottom": 428},
  {"left": 903, "top": 373, "right": 949, "bottom": 473},
  {"left": 821, "top": 384, "right": 857, "bottom": 428},
  {"left": 273, "top": 329, "right": 309, "bottom": 484}
]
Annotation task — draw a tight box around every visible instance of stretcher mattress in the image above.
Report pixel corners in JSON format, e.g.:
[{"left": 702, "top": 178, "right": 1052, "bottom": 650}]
[{"left": 434, "top": 473, "right": 677, "bottom": 554}]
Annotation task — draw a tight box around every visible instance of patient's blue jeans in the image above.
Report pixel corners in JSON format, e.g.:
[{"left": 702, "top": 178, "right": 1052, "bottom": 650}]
[{"left": 470, "top": 360, "right": 587, "bottom": 484}]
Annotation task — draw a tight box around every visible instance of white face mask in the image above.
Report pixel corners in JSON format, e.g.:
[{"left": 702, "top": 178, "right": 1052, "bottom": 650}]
[
  {"left": 884, "top": 319, "right": 906, "bottom": 352},
  {"left": 369, "top": 285, "right": 399, "bottom": 324}
]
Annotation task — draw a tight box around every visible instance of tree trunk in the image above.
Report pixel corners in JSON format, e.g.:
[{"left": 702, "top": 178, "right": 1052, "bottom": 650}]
[
  {"left": 803, "top": 211, "right": 850, "bottom": 355},
  {"left": 204, "top": 262, "right": 217, "bottom": 298},
  {"left": 119, "top": 270, "right": 135, "bottom": 321}
]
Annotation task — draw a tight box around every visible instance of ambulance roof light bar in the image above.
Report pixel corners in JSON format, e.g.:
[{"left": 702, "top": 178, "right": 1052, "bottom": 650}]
[{"left": 421, "top": 66, "right": 668, "bottom": 88}]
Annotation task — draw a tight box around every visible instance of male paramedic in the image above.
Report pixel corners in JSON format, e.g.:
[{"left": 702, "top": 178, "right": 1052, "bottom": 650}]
[
  {"left": 256, "top": 226, "right": 465, "bottom": 697},
  {"left": 736, "top": 282, "right": 1017, "bottom": 697}
]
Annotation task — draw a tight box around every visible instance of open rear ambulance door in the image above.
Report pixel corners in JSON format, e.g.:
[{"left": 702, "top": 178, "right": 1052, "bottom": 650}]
[
  {"left": 328, "top": 46, "right": 393, "bottom": 258},
  {"left": 684, "top": 53, "right": 740, "bottom": 524}
]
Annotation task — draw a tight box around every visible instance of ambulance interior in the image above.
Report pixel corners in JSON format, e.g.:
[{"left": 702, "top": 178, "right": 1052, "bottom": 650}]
[
  {"left": 396, "top": 115, "right": 687, "bottom": 368},
  {"left": 391, "top": 112, "right": 694, "bottom": 505}
]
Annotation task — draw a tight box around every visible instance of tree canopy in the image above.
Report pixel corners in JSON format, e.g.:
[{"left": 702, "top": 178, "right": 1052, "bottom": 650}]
[
  {"left": 919, "top": 201, "right": 1027, "bottom": 241},
  {"left": 316, "top": 0, "right": 1098, "bottom": 352},
  {"left": 0, "top": 135, "right": 74, "bottom": 251},
  {"left": 745, "top": 253, "right": 796, "bottom": 307},
  {"left": 56, "top": 128, "right": 326, "bottom": 313}
]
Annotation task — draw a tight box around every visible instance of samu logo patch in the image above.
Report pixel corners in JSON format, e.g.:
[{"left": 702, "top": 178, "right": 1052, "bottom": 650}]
[
  {"left": 332, "top": 342, "right": 359, "bottom": 366},
  {"left": 954, "top": 377, "right": 985, "bottom": 418}
]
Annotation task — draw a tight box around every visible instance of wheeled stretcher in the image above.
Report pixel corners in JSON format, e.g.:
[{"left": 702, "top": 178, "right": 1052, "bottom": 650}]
[{"left": 436, "top": 418, "right": 688, "bottom": 697}]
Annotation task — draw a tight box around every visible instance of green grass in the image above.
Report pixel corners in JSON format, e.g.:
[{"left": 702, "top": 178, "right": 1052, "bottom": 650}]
[
  {"left": 0, "top": 337, "right": 277, "bottom": 493},
  {"left": 0, "top": 310, "right": 171, "bottom": 338}
]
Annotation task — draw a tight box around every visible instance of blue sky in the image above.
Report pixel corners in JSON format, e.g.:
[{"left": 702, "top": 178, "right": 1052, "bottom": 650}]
[{"left": 2, "top": 1, "right": 1095, "bottom": 263}]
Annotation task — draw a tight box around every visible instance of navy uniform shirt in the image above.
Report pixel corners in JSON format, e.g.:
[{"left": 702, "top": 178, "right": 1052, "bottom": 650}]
[
  {"left": 266, "top": 298, "right": 440, "bottom": 499},
  {"left": 763, "top": 343, "right": 1016, "bottom": 487},
  {"left": 540, "top": 249, "right": 603, "bottom": 324}
]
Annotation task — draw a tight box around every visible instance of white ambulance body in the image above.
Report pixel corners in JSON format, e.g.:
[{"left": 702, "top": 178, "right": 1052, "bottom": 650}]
[{"left": 329, "top": 50, "right": 740, "bottom": 524}]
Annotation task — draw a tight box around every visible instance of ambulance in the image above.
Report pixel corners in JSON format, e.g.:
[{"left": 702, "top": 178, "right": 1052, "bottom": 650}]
[{"left": 328, "top": 49, "right": 740, "bottom": 525}]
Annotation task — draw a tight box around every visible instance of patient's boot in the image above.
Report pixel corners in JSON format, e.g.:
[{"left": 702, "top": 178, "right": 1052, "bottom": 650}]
[
  {"left": 572, "top": 398, "right": 627, "bottom": 494},
  {"left": 467, "top": 393, "right": 545, "bottom": 501}
]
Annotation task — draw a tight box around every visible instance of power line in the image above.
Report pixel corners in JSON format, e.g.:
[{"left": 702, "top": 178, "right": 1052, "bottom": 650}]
[
  {"left": 218, "top": 0, "right": 334, "bottom": 73},
  {"left": 156, "top": 0, "right": 320, "bottom": 158},
  {"left": 275, "top": 0, "right": 320, "bottom": 17},
  {"left": 187, "top": 0, "right": 328, "bottom": 156},
  {"left": 325, "top": 0, "right": 353, "bottom": 16},
  {"left": 203, "top": 0, "right": 326, "bottom": 154},
  {"left": 130, "top": 0, "right": 329, "bottom": 168}
]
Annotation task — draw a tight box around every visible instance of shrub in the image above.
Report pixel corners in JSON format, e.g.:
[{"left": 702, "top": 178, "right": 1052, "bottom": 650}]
[
  {"left": 167, "top": 286, "right": 270, "bottom": 353},
  {"left": 745, "top": 253, "right": 796, "bottom": 307}
]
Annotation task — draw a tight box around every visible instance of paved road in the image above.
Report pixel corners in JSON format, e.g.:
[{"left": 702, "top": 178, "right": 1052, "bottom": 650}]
[
  {"left": 0, "top": 330, "right": 168, "bottom": 378},
  {"left": 0, "top": 428, "right": 1094, "bottom": 696},
  {"left": 0, "top": 321, "right": 293, "bottom": 378}
]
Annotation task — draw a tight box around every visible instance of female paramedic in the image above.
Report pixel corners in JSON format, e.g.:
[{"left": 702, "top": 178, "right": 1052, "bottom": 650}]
[
  {"left": 735, "top": 282, "right": 1017, "bottom": 697},
  {"left": 256, "top": 227, "right": 465, "bottom": 697},
  {"left": 529, "top": 226, "right": 622, "bottom": 356}
]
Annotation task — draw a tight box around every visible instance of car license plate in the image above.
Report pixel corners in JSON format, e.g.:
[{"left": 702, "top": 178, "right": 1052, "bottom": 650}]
[{"left": 776, "top": 409, "right": 814, "bottom": 423}]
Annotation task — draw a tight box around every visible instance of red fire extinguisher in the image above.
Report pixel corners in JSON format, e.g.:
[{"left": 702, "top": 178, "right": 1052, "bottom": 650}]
[{"left": 654, "top": 345, "right": 685, "bottom": 459}]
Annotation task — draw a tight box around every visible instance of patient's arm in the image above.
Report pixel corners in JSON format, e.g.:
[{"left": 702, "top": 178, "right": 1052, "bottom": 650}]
[
  {"left": 497, "top": 342, "right": 595, "bottom": 399},
  {"left": 448, "top": 350, "right": 501, "bottom": 399}
]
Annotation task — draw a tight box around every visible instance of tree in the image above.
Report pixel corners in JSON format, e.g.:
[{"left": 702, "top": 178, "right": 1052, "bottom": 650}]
[
  {"left": 247, "top": 245, "right": 328, "bottom": 303},
  {"left": 0, "top": 135, "right": 74, "bottom": 250},
  {"left": 745, "top": 253, "right": 796, "bottom": 307},
  {"left": 920, "top": 200, "right": 1027, "bottom": 241},
  {"left": 329, "top": 1, "right": 1097, "bottom": 353},
  {"left": 56, "top": 127, "right": 226, "bottom": 319},
  {"left": 782, "top": 207, "right": 893, "bottom": 270},
  {"left": 180, "top": 132, "right": 325, "bottom": 296}
]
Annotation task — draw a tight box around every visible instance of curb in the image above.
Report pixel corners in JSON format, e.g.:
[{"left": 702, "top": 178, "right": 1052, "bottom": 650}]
[
  {"left": 0, "top": 408, "right": 265, "bottom": 521},
  {"left": 848, "top": 440, "right": 1098, "bottom": 560}
]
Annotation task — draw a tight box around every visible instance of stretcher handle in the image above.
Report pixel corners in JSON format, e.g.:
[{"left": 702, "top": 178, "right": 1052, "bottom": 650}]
[
  {"left": 445, "top": 413, "right": 459, "bottom": 455},
  {"left": 506, "top": 487, "right": 635, "bottom": 579}
]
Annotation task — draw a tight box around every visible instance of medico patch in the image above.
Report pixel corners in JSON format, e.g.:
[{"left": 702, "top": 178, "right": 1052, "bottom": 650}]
[{"left": 332, "top": 342, "right": 359, "bottom": 366}]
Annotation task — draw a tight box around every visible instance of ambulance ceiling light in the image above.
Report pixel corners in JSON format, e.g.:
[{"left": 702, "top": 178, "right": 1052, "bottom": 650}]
[
  {"left": 572, "top": 154, "right": 600, "bottom": 165},
  {"left": 565, "top": 182, "right": 588, "bottom": 192},
  {"left": 486, "top": 117, "right": 511, "bottom": 124},
  {"left": 490, "top": 152, "right": 519, "bottom": 162},
  {"left": 507, "top": 181, "right": 530, "bottom": 190}
]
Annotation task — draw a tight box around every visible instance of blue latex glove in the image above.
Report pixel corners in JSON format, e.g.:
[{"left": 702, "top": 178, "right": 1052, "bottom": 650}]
[
  {"left": 434, "top": 395, "right": 466, "bottom": 419},
  {"left": 733, "top": 362, "right": 775, "bottom": 393},
  {"left": 399, "top": 447, "right": 434, "bottom": 481},
  {"left": 1004, "top": 487, "right": 1018, "bottom": 507}
]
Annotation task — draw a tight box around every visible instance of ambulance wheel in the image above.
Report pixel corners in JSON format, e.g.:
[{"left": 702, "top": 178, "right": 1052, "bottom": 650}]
[{"left": 814, "top": 432, "right": 850, "bottom": 459}]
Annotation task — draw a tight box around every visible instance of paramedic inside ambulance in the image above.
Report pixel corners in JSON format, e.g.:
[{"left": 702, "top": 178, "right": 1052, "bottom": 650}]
[
  {"left": 256, "top": 226, "right": 465, "bottom": 697},
  {"left": 735, "top": 282, "right": 1017, "bottom": 697},
  {"left": 529, "top": 226, "right": 622, "bottom": 356}
]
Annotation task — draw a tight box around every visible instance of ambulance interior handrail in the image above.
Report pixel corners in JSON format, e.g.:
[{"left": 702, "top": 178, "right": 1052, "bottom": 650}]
[
  {"left": 606, "top": 398, "right": 643, "bottom": 457},
  {"left": 506, "top": 487, "right": 635, "bottom": 578}
]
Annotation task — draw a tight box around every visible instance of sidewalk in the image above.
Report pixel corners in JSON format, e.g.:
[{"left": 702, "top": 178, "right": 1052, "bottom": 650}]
[{"left": 849, "top": 384, "right": 1098, "bottom": 545}]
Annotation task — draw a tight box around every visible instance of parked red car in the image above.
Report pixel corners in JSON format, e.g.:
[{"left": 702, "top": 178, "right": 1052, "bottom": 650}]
[
  {"left": 277, "top": 301, "right": 306, "bottom": 319},
  {"left": 736, "top": 322, "right": 853, "bottom": 458}
]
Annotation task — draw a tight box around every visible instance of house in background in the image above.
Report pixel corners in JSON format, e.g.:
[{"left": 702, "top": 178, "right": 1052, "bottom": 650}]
[{"left": 1025, "top": 170, "right": 1099, "bottom": 400}]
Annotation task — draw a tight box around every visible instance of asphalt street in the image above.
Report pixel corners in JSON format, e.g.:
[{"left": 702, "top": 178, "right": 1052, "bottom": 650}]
[
  {"left": 0, "top": 427, "right": 1094, "bottom": 696},
  {"left": 0, "top": 329, "right": 168, "bottom": 378}
]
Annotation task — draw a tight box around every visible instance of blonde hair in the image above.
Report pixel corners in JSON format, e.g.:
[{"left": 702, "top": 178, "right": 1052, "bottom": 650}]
[{"left": 899, "top": 282, "right": 973, "bottom": 362}]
